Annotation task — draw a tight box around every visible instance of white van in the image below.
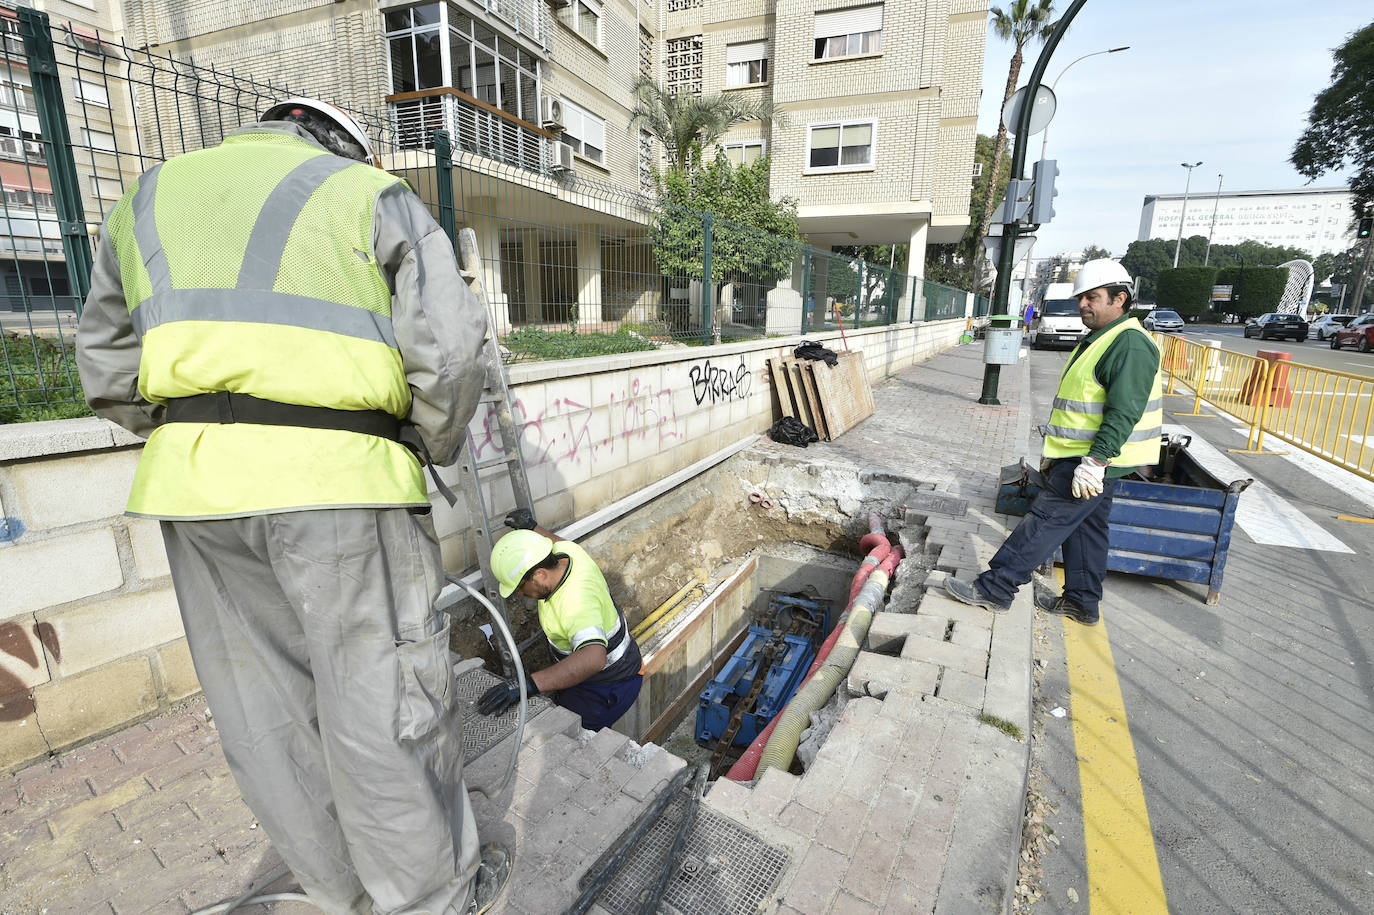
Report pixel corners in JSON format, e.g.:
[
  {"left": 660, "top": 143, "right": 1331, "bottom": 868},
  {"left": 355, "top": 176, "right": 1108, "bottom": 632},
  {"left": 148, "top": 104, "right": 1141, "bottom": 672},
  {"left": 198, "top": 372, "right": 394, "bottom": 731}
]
[{"left": 1028, "top": 282, "right": 1086, "bottom": 349}]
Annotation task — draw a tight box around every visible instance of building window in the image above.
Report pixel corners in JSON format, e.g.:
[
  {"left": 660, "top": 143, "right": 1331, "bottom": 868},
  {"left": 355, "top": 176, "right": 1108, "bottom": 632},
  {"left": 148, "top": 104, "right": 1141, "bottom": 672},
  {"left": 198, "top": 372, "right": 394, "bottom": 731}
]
[
  {"left": 385, "top": 3, "right": 444, "bottom": 93},
  {"left": 666, "top": 35, "right": 703, "bottom": 97},
  {"left": 564, "top": 0, "right": 601, "bottom": 47},
  {"left": 807, "top": 121, "right": 874, "bottom": 170},
  {"left": 725, "top": 41, "right": 768, "bottom": 87},
  {"left": 73, "top": 78, "right": 110, "bottom": 108},
  {"left": 814, "top": 4, "right": 883, "bottom": 60},
  {"left": 722, "top": 140, "right": 765, "bottom": 165},
  {"left": 560, "top": 97, "right": 604, "bottom": 164},
  {"left": 80, "top": 127, "right": 116, "bottom": 152}
]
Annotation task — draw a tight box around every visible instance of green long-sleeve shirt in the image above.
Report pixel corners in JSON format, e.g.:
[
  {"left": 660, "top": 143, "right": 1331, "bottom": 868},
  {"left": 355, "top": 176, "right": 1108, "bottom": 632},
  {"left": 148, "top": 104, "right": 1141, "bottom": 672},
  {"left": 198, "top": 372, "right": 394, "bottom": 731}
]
[{"left": 1061, "top": 313, "right": 1162, "bottom": 477}]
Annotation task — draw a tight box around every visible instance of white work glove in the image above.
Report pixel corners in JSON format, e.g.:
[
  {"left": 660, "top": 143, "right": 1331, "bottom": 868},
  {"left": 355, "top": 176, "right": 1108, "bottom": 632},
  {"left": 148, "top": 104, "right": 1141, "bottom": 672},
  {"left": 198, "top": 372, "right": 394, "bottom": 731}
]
[{"left": 1070, "top": 456, "right": 1107, "bottom": 500}]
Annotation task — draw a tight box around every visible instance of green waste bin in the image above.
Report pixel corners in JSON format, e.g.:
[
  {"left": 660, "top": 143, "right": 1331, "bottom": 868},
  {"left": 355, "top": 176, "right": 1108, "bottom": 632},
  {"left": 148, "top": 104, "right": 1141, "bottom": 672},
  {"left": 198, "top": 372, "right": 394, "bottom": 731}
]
[{"left": 984, "top": 315, "right": 1022, "bottom": 365}]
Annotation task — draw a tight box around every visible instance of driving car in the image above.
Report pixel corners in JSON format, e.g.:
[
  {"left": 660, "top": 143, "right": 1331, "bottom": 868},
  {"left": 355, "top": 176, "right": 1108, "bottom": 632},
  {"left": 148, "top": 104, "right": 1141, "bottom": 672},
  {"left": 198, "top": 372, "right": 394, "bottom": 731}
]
[
  {"left": 1311, "top": 313, "right": 1355, "bottom": 341},
  {"left": 1242, "top": 313, "right": 1308, "bottom": 342},
  {"left": 1329, "top": 313, "right": 1374, "bottom": 352},
  {"left": 1142, "top": 309, "right": 1184, "bottom": 332},
  {"left": 1028, "top": 283, "right": 1086, "bottom": 349}
]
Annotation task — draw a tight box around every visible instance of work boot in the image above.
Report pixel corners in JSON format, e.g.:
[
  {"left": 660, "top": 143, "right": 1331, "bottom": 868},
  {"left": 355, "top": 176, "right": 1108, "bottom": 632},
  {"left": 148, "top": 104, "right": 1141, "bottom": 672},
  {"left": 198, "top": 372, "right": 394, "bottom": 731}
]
[
  {"left": 1034, "top": 590, "right": 1099, "bottom": 626},
  {"left": 467, "top": 843, "right": 511, "bottom": 915},
  {"left": 942, "top": 576, "right": 1011, "bottom": 612}
]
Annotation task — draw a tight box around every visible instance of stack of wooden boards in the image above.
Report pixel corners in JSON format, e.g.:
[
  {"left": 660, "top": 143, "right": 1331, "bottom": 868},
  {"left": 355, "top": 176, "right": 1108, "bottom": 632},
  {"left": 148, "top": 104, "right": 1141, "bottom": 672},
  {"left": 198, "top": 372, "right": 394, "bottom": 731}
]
[{"left": 767, "top": 350, "right": 875, "bottom": 440}]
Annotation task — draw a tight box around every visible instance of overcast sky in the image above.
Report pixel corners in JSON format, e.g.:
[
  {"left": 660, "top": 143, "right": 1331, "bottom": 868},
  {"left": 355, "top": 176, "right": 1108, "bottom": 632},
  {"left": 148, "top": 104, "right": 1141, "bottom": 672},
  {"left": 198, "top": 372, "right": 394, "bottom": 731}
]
[{"left": 976, "top": 1, "right": 1372, "bottom": 261}]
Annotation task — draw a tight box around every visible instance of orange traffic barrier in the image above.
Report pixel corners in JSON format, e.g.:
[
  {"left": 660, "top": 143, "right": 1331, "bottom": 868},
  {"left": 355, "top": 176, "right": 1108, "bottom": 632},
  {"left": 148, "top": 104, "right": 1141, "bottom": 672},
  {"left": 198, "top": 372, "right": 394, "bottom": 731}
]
[
  {"left": 1240, "top": 350, "right": 1293, "bottom": 408},
  {"left": 1162, "top": 337, "right": 1191, "bottom": 373}
]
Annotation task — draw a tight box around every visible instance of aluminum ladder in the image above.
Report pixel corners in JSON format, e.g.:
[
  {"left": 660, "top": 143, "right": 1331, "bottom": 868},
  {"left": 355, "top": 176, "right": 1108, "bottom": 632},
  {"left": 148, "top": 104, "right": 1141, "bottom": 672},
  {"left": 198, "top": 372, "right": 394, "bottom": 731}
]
[{"left": 454, "top": 226, "right": 536, "bottom": 677}]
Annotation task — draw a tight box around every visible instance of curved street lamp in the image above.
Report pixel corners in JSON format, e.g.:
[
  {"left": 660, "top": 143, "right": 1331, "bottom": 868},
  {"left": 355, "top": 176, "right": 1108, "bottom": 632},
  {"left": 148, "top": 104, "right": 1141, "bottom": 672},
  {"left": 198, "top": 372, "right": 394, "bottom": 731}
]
[
  {"left": 1038, "top": 46, "right": 1130, "bottom": 163},
  {"left": 1173, "top": 161, "right": 1204, "bottom": 268}
]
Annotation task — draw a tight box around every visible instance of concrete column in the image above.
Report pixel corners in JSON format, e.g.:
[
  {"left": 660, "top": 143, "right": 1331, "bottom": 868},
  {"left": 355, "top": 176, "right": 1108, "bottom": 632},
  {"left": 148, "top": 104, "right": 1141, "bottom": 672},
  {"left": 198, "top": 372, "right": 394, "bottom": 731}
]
[
  {"left": 576, "top": 225, "right": 602, "bottom": 327},
  {"left": 906, "top": 219, "right": 929, "bottom": 322}
]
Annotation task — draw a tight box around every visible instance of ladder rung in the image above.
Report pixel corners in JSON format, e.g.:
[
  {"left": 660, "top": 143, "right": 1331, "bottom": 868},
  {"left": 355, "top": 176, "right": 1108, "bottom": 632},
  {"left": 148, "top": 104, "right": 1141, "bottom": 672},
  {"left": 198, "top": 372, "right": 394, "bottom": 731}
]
[
  {"left": 478, "top": 392, "right": 503, "bottom": 403},
  {"left": 474, "top": 454, "right": 519, "bottom": 471}
]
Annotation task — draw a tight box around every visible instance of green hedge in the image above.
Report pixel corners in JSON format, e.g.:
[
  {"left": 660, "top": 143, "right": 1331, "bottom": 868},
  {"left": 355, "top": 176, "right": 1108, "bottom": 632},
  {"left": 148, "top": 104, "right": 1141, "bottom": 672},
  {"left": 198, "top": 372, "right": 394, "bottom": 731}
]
[
  {"left": 1155, "top": 266, "right": 1217, "bottom": 317},
  {"left": 1214, "top": 266, "right": 1290, "bottom": 318}
]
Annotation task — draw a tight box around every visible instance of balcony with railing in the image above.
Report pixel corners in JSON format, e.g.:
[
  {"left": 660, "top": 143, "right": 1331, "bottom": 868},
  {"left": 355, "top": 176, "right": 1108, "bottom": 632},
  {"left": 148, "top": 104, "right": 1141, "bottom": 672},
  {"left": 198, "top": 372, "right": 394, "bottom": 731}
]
[{"left": 388, "top": 88, "right": 554, "bottom": 175}]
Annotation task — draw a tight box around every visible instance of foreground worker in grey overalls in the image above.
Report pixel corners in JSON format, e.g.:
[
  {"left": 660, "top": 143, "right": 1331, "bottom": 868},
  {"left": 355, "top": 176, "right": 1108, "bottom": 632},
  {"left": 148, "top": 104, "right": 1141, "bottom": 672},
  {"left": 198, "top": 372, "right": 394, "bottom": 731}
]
[{"left": 77, "top": 98, "right": 508, "bottom": 914}]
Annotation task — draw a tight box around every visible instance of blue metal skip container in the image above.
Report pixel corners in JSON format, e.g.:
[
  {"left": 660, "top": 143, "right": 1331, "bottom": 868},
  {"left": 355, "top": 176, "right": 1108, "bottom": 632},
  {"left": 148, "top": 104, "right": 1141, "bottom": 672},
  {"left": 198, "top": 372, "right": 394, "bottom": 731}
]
[{"left": 1105, "top": 443, "right": 1251, "bottom": 605}]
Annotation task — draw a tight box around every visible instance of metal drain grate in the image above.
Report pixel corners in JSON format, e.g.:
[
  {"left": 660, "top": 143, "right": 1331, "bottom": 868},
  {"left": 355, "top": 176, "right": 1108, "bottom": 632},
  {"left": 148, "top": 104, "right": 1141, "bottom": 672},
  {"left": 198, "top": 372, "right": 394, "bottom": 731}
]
[
  {"left": 455, "top": 668, "right": 553, "bottom": 762},
  {"left": 583, "top": 795, "right": 789, "bottom": 915}
]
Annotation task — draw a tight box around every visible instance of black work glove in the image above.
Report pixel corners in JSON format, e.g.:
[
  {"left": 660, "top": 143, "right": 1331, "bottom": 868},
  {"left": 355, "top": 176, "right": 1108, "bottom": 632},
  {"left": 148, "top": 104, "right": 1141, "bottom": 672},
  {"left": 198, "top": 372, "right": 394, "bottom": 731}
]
[
  {"left": 476, "top": 673, "right": 540, "bottom": 716},
  {"left": 505, "top": 508, "right": 537, "bottom": 530}
]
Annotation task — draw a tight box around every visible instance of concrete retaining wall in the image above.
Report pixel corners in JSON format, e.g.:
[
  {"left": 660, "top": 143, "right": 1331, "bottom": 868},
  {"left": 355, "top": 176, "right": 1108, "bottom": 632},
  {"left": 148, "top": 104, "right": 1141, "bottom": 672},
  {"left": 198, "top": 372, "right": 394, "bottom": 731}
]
[{"left": 0, "top": 320, "right": 966, "bottom": 770}]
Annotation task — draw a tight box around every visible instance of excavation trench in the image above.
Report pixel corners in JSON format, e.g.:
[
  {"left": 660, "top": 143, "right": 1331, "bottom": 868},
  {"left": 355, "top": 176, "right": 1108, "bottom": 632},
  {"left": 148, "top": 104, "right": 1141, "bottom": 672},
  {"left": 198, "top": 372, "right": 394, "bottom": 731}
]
[{"left": 451, "top": 445, "right": 932, "bottom": 764}]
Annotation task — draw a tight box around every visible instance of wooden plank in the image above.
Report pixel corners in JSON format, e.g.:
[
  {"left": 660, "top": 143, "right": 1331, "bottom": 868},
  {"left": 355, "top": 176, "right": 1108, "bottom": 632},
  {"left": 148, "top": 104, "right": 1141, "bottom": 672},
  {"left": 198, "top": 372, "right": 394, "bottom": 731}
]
[
  {"left": 785, "top": 359, "right": 818, "bottom": 432},
  {"left": 767, "top": 357, "right": 796, "bottom": 418},
  {"left": 809, "top": 350, "right": 874, "bottom": 438},
  {"left": 797, "top": 359, "right": 831, "bottom": 440}
]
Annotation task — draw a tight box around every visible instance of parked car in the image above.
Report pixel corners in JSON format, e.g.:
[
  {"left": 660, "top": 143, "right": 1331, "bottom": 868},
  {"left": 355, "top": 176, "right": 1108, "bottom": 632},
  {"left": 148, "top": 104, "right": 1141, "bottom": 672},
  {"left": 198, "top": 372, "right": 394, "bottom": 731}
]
[
  {"left": 1142, "top": 309, "right": 1184, "bottom": 332},
  {"left": 1311, "top": 313, "right": 1356, "bottom": 341},
  {"left": 1243, "top": 313, "right": 1308, "bottom": 342},
  {"left": 1329, "top": 313, "right": 1374, "bottom": 352}
]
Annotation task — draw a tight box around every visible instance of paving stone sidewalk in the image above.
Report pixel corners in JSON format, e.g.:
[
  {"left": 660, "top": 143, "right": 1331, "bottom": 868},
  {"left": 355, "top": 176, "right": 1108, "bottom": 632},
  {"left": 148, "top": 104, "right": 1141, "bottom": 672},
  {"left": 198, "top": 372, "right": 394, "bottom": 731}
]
[{"left": 0, "top": 340, "right": 1036, "bottom": 914}]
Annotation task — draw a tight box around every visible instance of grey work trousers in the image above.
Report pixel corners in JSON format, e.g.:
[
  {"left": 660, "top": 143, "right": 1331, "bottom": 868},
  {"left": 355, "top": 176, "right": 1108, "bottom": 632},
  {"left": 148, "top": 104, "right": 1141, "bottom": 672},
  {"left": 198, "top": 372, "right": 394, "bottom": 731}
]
[{"left": 161, "top": 509, "right": 479, "bottom": 915}]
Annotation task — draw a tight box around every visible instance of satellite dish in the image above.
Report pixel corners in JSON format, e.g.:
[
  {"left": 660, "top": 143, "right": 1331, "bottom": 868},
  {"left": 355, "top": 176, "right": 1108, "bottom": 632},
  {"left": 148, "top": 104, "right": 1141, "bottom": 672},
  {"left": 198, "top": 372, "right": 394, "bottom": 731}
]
[{"left": 1001, "top": 85, "right": 1057, "bottom": 137}]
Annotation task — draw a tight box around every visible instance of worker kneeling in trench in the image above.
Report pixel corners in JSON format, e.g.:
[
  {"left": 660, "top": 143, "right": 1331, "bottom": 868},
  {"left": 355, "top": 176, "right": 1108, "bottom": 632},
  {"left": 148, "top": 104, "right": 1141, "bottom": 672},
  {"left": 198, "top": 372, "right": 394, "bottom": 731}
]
[{"left": 482, "top": 511, "right": 645, "bottom": 730}]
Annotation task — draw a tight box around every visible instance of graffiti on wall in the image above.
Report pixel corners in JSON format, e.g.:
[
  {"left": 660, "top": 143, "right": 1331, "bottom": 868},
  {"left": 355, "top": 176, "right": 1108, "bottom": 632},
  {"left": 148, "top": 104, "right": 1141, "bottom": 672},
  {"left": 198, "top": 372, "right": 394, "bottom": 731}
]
[
  {"left": 688, "top": 357, "right": 751, "bottom": 405},
  {"left": 0, "top": 621, "right": 59, "bottom": 721},
  {"left": 470, "top": 375, "right": 686, "bottom": 472}
]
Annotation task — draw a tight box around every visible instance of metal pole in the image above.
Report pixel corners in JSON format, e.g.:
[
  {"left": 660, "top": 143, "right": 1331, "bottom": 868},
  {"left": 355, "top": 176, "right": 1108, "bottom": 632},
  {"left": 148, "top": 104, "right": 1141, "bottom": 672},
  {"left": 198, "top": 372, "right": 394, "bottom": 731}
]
[
  {"left": 700, "top": 212, "right": 714, "bottom": 346},
  {"left": 1039, "top": 46, "right": 1129, "bottom": 163},
  {"left": 1203, "top": 173, "right": 1223, "bottom": 266},
  {"left": 1172, "top": 161, "right": 1202, "bottom": 268},
  {"left": 433, "top": 130, "right": 457, "bottom": 246},
  {"left": 979, "top": 0, "right": 1088, "bottom": 405}
]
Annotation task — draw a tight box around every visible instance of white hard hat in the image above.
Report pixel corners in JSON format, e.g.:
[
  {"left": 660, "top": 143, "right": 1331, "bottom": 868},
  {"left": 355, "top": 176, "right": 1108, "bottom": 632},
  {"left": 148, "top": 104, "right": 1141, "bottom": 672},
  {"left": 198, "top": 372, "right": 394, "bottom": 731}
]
[
  {"left": 261, "top": 97, "right": 378, "bottom": 166},
  {"left": 1071, "top": 259, "right": 1133, "bottom": 298}
]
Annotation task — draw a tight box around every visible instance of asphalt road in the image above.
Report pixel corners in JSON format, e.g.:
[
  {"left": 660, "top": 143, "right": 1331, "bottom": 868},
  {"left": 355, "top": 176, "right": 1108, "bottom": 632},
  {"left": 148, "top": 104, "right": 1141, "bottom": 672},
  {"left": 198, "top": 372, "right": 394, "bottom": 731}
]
[
  {"left": 1020, "top": 345, "right": 1374, "bottom": 915},
  {"left": 1174, "top": 326, "right": 1374, "bottom": 378}
]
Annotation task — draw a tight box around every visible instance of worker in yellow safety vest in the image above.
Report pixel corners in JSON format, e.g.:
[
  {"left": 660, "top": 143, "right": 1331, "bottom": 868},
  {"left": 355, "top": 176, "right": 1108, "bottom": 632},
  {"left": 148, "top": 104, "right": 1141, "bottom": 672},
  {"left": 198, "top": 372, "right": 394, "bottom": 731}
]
[
  {"left": 943, "top": 259, "right": 1163, "bottom": 626},
  {"left": 76, "top": 98, "right": 508, "bottom": 915}
]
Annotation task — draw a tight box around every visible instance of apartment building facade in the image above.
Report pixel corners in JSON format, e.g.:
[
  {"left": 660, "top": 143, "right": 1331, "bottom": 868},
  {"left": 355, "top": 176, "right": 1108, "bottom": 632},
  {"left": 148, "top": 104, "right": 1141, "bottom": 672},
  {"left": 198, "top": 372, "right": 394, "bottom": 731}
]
[
  {"left": 1138, "top": 186, "right": 1357, "bottom": 258},
  {"left": 25, "top": 0, "right": 985, "bottom": 326}
]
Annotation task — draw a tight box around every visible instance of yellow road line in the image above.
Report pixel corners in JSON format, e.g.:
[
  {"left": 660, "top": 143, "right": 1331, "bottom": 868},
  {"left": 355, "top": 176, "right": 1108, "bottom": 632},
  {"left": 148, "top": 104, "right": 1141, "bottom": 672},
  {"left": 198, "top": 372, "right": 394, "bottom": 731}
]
[{"left": 1058, "top": 571, "right": 1169, "bottom": 914}]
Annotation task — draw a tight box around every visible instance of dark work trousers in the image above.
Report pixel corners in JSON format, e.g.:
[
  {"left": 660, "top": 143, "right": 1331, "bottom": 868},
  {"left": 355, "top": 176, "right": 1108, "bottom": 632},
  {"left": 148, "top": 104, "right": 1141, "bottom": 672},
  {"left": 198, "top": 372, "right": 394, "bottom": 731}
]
[
  {"left": 975, "top": 458, "right": 1119, "bottom": 612},
  {"left": 555, "top": 674, "right": 643, "bottom": 731}
]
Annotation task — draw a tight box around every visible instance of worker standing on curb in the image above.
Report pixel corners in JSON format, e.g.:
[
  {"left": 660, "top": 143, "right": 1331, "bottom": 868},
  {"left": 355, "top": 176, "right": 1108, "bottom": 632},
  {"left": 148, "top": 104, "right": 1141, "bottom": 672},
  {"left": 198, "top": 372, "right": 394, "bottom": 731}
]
[
  {"left": 944, "top": 259, "right": 1162, "bottom": 627},
  {"left": 76, "top": 98, "right": 509, "bottom": 914},
  {"left": 480, "top": 511, "right": 644, "bottom": 730}
]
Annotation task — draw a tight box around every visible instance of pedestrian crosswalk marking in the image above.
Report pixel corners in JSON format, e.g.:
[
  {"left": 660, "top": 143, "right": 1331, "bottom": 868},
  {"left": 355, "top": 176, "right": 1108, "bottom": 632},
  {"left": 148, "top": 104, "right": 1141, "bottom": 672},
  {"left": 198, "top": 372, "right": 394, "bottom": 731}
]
[{"left": 1163, "top": 424, "right": 1354, "bottom": 553}]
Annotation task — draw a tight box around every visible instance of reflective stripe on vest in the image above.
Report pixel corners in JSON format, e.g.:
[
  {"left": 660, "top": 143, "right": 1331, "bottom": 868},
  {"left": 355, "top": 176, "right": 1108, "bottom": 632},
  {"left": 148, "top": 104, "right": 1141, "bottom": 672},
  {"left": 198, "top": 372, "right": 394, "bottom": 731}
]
[
  {"left": 110, "top": 131, "right": 426, "bottom": 519},
  {"left": 550, "top": 602, "right": 632, "bottom": 667},
  {"left": 1042, "top": 317, "right": 1163, "bottom": 466}
]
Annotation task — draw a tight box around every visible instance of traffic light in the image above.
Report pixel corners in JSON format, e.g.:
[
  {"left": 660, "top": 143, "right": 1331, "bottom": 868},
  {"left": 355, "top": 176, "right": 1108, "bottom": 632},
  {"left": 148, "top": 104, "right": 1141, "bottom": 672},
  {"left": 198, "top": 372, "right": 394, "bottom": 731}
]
[
  {"left": 1359, "top": 215, "right": 1373, "bottom": 239},
  {"left": 997, "top": 178, "right": 1032, "bottom": 224},
  {"left": 1029, "top": 158, "right": 1059, "bottom": 225}
]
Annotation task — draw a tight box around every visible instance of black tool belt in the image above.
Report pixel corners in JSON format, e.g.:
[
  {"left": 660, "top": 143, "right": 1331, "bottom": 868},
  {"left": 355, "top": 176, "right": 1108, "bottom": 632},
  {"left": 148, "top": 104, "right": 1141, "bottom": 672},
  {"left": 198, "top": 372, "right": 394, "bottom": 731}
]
[{"left": 165, "top": 392, "right": 401, "bottom": 440}]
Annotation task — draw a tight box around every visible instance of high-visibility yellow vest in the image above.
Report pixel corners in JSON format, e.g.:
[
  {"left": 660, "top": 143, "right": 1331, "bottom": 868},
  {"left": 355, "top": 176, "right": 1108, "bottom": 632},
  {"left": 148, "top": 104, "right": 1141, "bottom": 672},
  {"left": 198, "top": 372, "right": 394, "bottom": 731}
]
[
  {"left": 1043, "top": 317, "right": 1163, "bottom": 467},
  {"left": 104, "top": 129, "right": 428, "bottom": 518}
]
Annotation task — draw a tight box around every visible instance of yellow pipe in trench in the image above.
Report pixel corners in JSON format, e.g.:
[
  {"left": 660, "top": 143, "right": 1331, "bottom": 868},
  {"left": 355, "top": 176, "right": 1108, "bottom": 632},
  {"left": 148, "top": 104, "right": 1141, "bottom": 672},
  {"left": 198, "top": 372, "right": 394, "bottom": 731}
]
[{"left": 631, "top": 573, "right": 705, "bottom": 642}]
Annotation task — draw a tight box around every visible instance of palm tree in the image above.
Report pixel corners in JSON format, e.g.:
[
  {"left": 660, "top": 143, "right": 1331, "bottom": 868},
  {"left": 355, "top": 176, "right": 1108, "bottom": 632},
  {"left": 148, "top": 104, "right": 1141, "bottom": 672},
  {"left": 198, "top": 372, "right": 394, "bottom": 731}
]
[
  {"left": 975, "top": 0, "right": 1058, "bottom": 286},
  {"left": 630, "top": 76, "right": 785, "bottom": 175}
]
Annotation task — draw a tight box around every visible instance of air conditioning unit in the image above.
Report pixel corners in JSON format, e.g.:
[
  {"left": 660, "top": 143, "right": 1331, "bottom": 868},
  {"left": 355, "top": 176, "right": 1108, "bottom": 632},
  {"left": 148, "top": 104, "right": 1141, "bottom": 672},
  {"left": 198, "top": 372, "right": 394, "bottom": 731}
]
[
  {"left": 540, "top": 96, "right": 565, "bottom": 131},
  {"left": 550, "top": 141, "right": 575, "bottom": 173}
]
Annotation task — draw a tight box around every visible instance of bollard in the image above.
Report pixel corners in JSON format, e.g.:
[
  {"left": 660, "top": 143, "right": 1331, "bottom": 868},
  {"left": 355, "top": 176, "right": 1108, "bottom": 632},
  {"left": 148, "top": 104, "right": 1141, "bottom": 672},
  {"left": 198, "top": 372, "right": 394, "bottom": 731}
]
[{"left": 1200, "top": 339, "right": 1223, "bottom": 382}]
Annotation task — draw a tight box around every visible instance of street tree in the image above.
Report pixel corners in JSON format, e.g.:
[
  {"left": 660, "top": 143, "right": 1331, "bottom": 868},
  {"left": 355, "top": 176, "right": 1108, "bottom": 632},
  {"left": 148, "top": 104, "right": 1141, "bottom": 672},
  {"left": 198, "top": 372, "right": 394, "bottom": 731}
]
[
  {"left": 1292, "top": 20, "right": 1374, "bottom": 310},
  {"left": 925, "top": 133, "right": 1012, "bottom": 290},
  {"left": 1081, "top": 244, "right": 1111, "bottom": 260},
  {"left": 631, "top": 76, "right": 784, "bottom": 175},
  {"left": 975, "top": 0, "right": 1059, "bottom": 287}
]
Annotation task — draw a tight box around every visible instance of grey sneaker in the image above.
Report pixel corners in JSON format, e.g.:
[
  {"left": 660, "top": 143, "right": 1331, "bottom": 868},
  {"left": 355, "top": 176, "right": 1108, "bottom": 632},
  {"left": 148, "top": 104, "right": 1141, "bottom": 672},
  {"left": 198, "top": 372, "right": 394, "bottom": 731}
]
[
  {"left": 943, "top": 576, "right": 1011, "bottom": 612},
  {"left": 468, "top": 843, "right": 511, "bottom": 915},
  {"left": 1034, "top": 590, "right": 1099, "bottom": 626}
]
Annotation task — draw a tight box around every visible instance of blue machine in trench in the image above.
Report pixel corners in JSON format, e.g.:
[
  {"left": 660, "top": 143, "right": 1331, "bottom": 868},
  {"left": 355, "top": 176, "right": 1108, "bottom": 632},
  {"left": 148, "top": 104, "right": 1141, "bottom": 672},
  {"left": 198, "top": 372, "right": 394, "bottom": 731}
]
[{"left": 695, "top": 592, "right": 831, "bottom": 747}]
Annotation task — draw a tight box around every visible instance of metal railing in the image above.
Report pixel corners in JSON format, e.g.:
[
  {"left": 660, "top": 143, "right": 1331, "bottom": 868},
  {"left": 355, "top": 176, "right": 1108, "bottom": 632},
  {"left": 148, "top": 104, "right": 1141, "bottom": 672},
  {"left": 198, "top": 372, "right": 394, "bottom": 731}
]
[
  {"left": 1156, "top": 334, "right": 1374, "bottom": 493},
  {"left": 0, "top": 6, "right": 983, "bottom": 422}
]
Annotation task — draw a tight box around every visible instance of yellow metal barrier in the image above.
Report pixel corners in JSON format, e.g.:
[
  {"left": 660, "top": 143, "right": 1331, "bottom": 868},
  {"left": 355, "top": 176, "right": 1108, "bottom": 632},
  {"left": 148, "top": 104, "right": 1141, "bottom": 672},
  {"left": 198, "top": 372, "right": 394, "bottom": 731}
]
[{"left": 1155, "top": 334, "right": 1373, "bottom": 521}]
